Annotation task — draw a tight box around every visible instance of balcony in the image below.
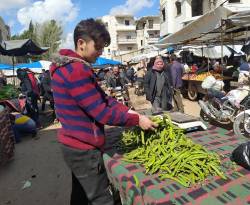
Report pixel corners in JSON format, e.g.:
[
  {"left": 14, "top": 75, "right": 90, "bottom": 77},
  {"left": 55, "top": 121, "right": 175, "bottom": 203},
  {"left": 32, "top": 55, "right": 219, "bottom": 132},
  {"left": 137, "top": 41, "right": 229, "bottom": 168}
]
[
  {"left": 147, "top": 37, "right": 160, "bottom": 43},
  {"left": 116, "top": 24, "right": 136, "bottom": 31},
  {"left": 117, "top": 38, "right": 137, "bottom": 44},
  {"left": 146, "top": 24, "right": 160, "bottom": 31}
]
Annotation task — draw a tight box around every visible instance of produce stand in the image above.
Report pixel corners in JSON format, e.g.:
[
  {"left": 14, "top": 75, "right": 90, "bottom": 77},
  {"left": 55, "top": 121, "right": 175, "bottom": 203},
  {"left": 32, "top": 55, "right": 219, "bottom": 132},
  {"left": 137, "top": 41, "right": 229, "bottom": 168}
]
[
  {"left": 182, "top": 71, "right": 233, "bottom": 101},
  {"left": 103, "top": 125, "right": 250, "bottom": 205}
]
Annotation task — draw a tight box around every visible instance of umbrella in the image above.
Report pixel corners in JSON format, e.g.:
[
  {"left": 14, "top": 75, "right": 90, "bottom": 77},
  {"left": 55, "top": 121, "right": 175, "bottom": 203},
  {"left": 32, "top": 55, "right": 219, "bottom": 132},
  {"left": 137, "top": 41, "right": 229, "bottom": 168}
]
[
  {"left": 0, "top": 39, "right": 48, "bottom": 56},
  {"left": 92, "top": 57, "right": 121, "bottom": 67},
  {"left": 0, "top": 39, "right": 48, "bottom": 84}
]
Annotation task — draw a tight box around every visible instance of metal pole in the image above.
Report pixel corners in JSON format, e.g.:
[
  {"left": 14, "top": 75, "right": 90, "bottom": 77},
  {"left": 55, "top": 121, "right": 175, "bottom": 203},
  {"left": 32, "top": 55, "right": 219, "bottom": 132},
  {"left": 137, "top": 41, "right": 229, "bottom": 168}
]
[{"left": 12, "top": 56, "right": 15, "bottom": 86}]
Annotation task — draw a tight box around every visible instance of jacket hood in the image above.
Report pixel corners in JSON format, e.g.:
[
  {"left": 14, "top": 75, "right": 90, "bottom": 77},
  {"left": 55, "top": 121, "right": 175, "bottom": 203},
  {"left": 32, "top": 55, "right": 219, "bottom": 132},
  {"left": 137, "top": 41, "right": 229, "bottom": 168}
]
[{"left": 50, "top": 49, "right": 90, "bottom": 76}]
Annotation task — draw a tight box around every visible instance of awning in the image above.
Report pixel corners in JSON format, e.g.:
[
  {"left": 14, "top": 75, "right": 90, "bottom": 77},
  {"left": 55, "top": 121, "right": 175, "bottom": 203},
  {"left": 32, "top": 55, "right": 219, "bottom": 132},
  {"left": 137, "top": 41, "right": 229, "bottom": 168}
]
[
  {"left": 180, "top": 45, "right": 242, "bottom": 59},
  {"left": 155, "top": 5, "right": 250, "bottom": 48},
  {"left": 92, "top": 57, "right": 121, "bottom": 67},
  {"left": 0, "top": 39, "right": 49, "bottom": 56}
]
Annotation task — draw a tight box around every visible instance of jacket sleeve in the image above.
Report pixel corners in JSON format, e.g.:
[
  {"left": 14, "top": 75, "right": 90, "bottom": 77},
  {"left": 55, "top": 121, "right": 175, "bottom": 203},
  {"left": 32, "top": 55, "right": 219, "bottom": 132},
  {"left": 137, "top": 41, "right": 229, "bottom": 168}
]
[
  {"left": 66, "top": 64, "right": 139, "bottom": 127},
  {"left": 144, "top": 71, "right": 151, "bottom": 101}
]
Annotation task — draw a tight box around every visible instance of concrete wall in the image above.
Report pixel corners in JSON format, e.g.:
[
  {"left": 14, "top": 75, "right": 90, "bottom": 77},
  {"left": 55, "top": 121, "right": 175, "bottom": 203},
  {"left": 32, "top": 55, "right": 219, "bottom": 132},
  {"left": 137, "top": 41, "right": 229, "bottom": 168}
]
[{"left": 160, "top": 0, "right": 250, "bottom": 38}]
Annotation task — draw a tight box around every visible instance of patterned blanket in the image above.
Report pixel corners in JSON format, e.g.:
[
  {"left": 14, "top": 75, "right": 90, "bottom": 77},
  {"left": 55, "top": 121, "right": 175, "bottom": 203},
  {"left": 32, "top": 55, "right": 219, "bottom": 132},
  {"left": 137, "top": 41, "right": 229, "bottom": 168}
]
[{"left": 103, "top": 126, "right": 250, "bottom": 205}]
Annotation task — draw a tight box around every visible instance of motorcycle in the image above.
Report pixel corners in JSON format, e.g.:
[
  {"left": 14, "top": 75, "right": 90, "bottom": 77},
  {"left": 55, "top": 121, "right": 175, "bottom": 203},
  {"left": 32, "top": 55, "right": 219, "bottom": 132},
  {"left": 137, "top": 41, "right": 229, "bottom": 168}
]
[
  {"left": 134, "top": 80, "right": 144, "bottom": 96},
  {"left": 233, "top": 109, "right": 250, "bottom": 138},
  {"left": 199, "top": 88, "right": 250, "bottom": 125},
  {"left": 110, "top": 86, "right": 133, "bottom": 108}
]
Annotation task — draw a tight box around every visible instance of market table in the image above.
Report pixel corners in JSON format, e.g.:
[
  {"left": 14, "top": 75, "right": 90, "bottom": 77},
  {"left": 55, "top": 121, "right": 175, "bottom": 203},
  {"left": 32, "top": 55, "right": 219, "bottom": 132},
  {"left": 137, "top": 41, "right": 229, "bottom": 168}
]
[{"left": 103, "top": 126, "right": 250, "bottom": 205}]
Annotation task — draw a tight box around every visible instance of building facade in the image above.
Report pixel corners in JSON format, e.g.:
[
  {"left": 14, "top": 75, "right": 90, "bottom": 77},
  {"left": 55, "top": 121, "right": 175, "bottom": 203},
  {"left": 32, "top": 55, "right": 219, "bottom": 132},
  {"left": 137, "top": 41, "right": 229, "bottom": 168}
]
[
  {"left": 100, "top": 15, "right": 160, "bottom": 62},
  {"left": 136, "top": 16, "right": 160, "bottom": 50},
  {"left": 101, "top": 15, "right": 138, "bottom": 61},
  {"left": 160, "top": 0, "right": 250, "bottom": 38}
]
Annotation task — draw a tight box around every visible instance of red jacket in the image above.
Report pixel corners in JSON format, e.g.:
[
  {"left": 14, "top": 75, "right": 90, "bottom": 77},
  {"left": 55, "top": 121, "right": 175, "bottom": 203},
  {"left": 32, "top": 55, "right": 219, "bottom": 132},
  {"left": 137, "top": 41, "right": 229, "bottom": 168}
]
[{"left": 50, "top": 49, "right": 139, "bottom": 150}]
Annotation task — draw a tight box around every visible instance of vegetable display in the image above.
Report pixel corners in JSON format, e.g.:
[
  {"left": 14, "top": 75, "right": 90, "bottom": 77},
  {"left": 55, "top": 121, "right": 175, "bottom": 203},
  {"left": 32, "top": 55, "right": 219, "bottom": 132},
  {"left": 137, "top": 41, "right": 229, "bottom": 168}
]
[
  {"left": 0, "top": 85, "right": 20, "bottom": 100},
  {"left": 117, "top": 115, "right": 226, "bottom": 187}
]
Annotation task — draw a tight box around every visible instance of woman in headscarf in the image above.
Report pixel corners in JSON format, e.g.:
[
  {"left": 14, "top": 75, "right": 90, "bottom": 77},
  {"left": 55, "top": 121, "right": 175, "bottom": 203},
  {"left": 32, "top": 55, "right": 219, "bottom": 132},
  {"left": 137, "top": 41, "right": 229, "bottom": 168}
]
[{"left": 144, "top": 56, "right": 173, "bottom": 113}]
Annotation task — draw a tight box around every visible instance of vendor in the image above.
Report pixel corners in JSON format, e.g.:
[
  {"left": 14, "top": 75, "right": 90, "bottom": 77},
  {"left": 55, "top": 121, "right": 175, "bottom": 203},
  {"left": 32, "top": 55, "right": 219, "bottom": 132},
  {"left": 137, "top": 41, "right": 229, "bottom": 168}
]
[{"left": 11, "top": 113, "right": 38, "bottom": 143}]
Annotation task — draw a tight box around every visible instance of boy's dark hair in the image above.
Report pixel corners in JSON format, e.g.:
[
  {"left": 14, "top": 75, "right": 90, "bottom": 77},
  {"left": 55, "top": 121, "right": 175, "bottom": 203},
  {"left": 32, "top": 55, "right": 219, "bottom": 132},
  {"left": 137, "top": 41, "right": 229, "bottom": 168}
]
[{"left": 74, "top": 18, "right": 111, "bottom": 49}]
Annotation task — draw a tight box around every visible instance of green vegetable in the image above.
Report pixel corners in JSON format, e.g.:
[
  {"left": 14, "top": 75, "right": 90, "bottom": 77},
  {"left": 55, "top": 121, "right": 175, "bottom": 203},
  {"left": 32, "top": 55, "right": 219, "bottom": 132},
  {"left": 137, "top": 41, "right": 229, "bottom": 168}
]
[
  {"left": 0, "top": 84, "right": 19, "bottom": 100},
  {"left": 117, "top": 115, "right": 226, "bottom": 187}
]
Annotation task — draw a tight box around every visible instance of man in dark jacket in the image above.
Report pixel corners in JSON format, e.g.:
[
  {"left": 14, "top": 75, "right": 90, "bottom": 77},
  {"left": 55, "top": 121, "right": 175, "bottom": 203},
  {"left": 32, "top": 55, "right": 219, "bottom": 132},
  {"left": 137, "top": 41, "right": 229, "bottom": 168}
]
[
  {"left": 144, "top": 56, "right": 173, "bottom": 112},
  {"left": 107, "top": 65, "right": 130, "bottom": 88},
  {"left": 170, "top": 55, "right": 184, "bottom": 112}
]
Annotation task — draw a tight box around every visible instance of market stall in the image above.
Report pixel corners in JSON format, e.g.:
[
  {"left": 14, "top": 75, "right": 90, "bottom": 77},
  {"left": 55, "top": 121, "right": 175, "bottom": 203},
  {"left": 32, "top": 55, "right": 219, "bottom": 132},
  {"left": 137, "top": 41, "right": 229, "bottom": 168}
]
[
  {"left": 182, "top": 71, "right": 233, "bottom": 101},
  {"left": 103, "top": 125, "right": 250, "bottom": 205}
]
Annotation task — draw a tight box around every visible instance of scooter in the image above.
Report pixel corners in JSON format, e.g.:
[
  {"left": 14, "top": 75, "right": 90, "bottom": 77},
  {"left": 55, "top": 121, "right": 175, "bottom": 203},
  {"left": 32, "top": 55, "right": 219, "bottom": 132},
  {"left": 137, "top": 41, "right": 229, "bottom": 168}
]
[
  {"left": 110, "top": 86, "right": 133, "bottom": 108},
  {"left": 234, "top": 109, "right": 250, "bottom": 138}
]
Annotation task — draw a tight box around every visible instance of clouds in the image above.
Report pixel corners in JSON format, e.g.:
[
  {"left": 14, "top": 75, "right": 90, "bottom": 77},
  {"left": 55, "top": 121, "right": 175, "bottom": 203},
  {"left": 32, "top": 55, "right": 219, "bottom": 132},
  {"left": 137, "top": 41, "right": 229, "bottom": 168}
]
[
  {"left": 17, "top": 0, "right": 78, "bottom": 29},
  {"left": 0, "top": 0, "right": 29, "bottom": 11},
  {"left": 110, "top": 0, "right": 154, "bottom": 16},
  {"left": 60, "top": 32, "right": 74, "bottom": 49}
]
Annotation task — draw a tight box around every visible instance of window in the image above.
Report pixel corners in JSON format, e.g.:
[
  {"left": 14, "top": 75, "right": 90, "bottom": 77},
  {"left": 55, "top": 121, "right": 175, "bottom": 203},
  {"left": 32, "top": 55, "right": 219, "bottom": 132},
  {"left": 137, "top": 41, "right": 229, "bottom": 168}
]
[
  {"left": 161, "top": 8, "right": 166, "bottom": 22},
  {"left": 175, "top": 1, "right": 181, "bottom": 15},
  {"left": 141, "top": 40, "right": 143, "bottom": 46},
  {"left": 148, "top": 20, "right": 153, "bottom": 29},
  {"left": 127, "top": 47, "right": 132, "bottom": 50},
  {"left": 126, "top": 35, "right": 131, "bottom": 39},
  {"left": 228, "top": 0, "right": 240, "bottom": 2},
  {"left": 191, "top": 0, "right": 203, "bottom": 17},
  {"left": 125, "top": 20, "right": 130, "bottom": 25}
]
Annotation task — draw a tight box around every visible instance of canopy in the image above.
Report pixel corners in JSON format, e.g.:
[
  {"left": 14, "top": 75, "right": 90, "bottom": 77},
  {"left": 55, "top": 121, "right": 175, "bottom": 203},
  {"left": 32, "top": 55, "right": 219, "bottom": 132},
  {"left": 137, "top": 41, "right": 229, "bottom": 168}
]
[
  {"left": 155, "top": 5, "right": 250, "bottom": 48},
  {"left": 92, "top": 57, "right": 121, "bottom": 67},
  {"left": 0, "top": 39, "right": 48, "bottom": 56},
  {"left": 2, "top": 60, "right": 52, "bottom": 76},
  {"left": 180, "top": 45, "right": 243, "bottom": 59},
  {"left": 0, "top": 64, "right": 12, "bottom": 70}
]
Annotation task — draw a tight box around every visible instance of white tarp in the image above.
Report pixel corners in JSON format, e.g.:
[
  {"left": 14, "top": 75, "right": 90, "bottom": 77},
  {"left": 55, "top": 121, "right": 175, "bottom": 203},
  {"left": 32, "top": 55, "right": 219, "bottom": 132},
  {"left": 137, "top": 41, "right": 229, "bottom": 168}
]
[{"left": 155, "top": 5, "right": 250, "bottom": 48}]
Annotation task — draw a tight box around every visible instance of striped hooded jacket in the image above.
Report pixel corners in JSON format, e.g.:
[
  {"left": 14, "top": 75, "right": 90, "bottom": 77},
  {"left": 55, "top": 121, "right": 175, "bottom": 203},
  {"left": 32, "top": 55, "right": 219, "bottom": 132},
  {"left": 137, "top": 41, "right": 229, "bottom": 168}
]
[{"left": 50, "top": 49, "right": 139, "bottom": 150}]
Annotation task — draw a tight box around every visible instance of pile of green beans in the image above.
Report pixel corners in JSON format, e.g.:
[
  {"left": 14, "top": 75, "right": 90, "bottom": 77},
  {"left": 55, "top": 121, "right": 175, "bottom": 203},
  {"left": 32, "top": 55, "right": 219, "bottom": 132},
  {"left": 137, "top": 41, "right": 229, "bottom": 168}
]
[{"left": 119, "top": 115, "right": 226, "bottom": 187}]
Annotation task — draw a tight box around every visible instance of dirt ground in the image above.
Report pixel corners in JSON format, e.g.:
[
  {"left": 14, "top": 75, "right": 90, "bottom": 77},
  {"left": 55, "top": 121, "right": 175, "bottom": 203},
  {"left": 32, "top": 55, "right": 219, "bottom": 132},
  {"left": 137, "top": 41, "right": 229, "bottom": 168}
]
[{"left": 0, "top": 90, "right": 201, "bottom": 205}]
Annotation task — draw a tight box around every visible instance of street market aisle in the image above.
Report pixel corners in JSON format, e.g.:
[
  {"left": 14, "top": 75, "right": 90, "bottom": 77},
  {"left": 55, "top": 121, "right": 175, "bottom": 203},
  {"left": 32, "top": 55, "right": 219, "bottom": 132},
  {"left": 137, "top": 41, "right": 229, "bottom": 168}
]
[
  {"left": 104, "top": 126, "right": 250, "bottom": 205},
  {"left": 0, "top": 125, "right": 71, "bottom": 205}
]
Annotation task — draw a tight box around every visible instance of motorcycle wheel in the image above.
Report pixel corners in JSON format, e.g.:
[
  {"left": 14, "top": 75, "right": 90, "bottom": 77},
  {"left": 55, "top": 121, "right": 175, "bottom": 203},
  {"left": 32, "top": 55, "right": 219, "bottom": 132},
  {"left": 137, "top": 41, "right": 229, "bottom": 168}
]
[{"left": 233, "top": 112, "right": 250, "bottom": 138}]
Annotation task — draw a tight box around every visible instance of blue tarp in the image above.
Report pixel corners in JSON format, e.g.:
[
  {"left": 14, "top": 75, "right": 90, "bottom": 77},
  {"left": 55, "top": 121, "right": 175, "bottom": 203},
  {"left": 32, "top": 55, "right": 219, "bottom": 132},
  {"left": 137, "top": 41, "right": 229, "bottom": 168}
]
[
  {"left": 93, "top": 57, "right": 121, "bottom": 67},
  {"left": 16, "top": 61, "right": 42, "bottom": 69},
  {"left": 0, "top": 64, "right": 12, "bottom": 70}
]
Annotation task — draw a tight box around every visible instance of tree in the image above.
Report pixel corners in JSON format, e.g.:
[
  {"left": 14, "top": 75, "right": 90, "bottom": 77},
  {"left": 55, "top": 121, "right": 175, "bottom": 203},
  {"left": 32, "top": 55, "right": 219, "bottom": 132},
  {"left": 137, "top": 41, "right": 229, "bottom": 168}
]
[
  {"left": 37, "top": 20, "right": 63, "bottom": 60},
  {"left": 11, "top": 21, "right": 38, "bottom": 44}
]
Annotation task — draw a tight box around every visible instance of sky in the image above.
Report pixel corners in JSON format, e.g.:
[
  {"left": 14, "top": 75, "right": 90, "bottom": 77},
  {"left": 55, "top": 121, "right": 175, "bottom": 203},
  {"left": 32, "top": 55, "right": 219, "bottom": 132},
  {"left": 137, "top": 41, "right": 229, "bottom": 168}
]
[{"left": 0, "top": 0, "right": 159, "bottom": 48}]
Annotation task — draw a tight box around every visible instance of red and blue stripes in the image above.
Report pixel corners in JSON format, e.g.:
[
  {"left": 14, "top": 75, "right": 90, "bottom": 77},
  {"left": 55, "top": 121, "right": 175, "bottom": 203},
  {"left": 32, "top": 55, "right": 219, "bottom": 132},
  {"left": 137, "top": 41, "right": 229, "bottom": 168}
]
[{"left": 50, "top": 49, "right": 139, "bottom": 150}]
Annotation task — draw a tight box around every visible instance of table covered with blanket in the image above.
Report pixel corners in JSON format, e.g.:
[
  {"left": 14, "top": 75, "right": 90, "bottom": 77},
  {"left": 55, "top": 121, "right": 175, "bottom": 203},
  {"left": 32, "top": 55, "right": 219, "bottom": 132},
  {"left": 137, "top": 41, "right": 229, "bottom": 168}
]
[{"left": 103, "top": 126, "right": 250, "bottom": 205}]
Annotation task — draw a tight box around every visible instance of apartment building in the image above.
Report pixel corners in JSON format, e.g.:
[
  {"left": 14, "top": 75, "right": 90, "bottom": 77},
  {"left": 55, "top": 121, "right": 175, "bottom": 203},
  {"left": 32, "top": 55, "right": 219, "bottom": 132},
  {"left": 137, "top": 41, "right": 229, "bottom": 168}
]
[
  {"left": 100, "top": 14, "right": 160, "bottom": 62},
  {"left": 160, "top": 0, "right": 250, "bottom": 38},
  {"left": 101, "top": 15, "right": 138, "bottom": 61},
  {"left": 136, "top": 16, "right": 160, "bottom": 50}
]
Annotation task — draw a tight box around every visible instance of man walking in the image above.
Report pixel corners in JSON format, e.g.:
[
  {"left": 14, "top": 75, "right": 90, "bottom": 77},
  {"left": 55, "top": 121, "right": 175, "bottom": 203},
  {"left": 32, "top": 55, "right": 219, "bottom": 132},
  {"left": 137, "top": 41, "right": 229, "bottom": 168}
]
[
  {"left": 170, "top": 55, "right": 184, "bottom": 113},
  {"left": 50, "top": 18, "right": 156, "bottom": 205}
]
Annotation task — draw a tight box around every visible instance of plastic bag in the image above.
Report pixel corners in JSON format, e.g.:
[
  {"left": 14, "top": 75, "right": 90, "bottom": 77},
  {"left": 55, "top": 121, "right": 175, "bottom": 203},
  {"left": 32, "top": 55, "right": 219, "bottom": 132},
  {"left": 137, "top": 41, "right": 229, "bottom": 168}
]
[
  {"left": 231, "top": 142, "right": 250, "bottom": 170},
  {"left": 211, "top": 80, "right": 224, "bottom": 91},
  {"left": 201, "top": 76, "right": 216, "bottom": 89}
]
